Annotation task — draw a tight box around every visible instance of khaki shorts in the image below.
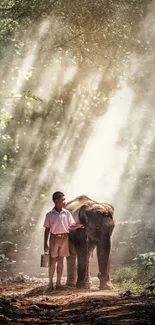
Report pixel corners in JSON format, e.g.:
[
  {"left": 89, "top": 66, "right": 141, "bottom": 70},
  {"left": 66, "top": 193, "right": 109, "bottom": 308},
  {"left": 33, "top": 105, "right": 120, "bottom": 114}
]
[{"left": 49, "top": 234, "right": 70, "bottom": 258}]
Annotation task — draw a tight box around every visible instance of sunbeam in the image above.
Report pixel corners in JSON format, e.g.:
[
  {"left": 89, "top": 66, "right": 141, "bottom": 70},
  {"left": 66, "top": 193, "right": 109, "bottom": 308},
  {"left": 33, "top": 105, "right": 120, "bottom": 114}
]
[
  {"left": 65, "top": 83, "right": 133, "bottom": 202},
  {"left": 0, "top": 0, "right": 154, "bottom": 280}
]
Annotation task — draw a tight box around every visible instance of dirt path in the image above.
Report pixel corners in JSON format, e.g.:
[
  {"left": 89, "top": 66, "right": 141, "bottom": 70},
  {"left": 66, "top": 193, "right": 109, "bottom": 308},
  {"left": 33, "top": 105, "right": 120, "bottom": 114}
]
[{"left": 0, "top": 279, "right": 155, "bottom": 324}]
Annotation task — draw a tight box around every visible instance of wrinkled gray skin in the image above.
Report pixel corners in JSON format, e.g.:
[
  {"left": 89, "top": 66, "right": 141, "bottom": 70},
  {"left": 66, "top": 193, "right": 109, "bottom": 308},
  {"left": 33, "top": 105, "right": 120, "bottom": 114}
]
[{"left": 66, "top": 196, "right": 115, "bottom": 290}]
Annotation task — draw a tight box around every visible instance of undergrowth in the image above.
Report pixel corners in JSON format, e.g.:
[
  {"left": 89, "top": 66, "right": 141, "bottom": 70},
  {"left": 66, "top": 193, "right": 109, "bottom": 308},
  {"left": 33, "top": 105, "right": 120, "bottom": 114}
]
[{"left": 112, "top": 253, "right": 155, "bottom": 294}]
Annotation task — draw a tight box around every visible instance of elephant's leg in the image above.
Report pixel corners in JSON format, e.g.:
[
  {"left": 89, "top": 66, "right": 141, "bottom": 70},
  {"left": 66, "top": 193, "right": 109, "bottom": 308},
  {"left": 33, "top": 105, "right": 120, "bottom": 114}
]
[
  {"left": 102, "top": 258, "right": 113, "bottom": 289},
  {"left": 75, "top": 239, "right": 90, "bottom": 289},
  {"left": 66, "top": 240, "right": 77, "bottom": 286},
  {"left": 97, "top": 236, "right": 112, "bottom": 290},
  {"left": 105, "top": 259, "right": 110, "bottom": 281},
  {"left": 76, "top": 251, "right": 90, "bottom": 289}
]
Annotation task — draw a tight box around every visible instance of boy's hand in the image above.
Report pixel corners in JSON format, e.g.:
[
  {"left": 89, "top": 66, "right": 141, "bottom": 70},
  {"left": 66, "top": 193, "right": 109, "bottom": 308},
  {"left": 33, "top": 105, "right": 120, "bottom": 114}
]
[
  {"left": 70, "top": 223, "right": 84, "bottom": 230},
  {"left": 44, "top": 243, "right": 49, "bottom": 253},
  {"left": 76, "top": 223, "right": 84, "bottom": 229},
  {"left": 79, "top": 223, "right": 84, "bottom": 228}
]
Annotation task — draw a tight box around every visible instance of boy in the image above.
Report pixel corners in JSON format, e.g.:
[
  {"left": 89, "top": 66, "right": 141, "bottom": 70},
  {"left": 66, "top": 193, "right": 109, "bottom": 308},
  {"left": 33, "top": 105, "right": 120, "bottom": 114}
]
[{"left": 43, "top": 191, "right": 83, "bottom": 290}]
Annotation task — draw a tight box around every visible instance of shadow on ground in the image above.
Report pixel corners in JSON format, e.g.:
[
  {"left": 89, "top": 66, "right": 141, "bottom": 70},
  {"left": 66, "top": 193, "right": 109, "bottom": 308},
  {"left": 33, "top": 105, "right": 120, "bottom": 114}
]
[{"left": 0, "top": 281, "right": 155, "bottom": 324}]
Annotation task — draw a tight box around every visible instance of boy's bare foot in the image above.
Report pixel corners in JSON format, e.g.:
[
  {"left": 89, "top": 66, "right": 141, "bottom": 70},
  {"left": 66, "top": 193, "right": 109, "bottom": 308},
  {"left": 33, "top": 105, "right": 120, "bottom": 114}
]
[
  {"left": 56, "top": 283, "right": 66, "bottom": 290},
  {"left": 45, "top": 282, "right": 54, "bottom": 292}
]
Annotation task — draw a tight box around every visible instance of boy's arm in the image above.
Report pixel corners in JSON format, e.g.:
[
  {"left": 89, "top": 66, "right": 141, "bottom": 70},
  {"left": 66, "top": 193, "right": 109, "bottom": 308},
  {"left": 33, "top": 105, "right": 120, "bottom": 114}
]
[
  {"left": 70, "top": 223, "right": 84, "bottom": 230},
  {"left": 43, "top": 213, "right": 51, "bottom": 252},
  {"left": 44, "top": 227, "right": 50, "bottom": 252},
  {"left": 67, "top": 210, "right": 84, "bottom": 230}
]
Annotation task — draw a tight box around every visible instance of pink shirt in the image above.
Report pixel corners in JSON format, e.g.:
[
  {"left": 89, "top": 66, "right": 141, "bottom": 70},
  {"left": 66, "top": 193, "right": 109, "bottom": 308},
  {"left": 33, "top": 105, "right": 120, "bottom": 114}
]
[{"left": 43, "top": 208, "right": 75, "bottom": 234}]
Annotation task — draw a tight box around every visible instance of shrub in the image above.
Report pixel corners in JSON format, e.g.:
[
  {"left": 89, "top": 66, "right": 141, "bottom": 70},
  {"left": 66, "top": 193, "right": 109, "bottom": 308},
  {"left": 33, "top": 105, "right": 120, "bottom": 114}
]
[
  {"left": 112, "top": 265, "right": 138, "bottom": 282},
  {"left": 133, "top": 252, "right": 155, "bottom": 280}
]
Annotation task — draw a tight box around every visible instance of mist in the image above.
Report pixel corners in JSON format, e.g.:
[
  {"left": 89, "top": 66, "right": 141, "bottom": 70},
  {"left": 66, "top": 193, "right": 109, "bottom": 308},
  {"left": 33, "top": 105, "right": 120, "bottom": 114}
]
[{"left": 0, "top": 0, "right": 155, "bottom": 277}]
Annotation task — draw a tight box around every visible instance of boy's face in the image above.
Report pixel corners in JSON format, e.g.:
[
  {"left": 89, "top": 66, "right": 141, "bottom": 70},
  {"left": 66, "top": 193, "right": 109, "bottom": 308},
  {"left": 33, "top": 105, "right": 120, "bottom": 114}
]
[{"left": 55, "top": 195, "right": 66, "bottom": 209}]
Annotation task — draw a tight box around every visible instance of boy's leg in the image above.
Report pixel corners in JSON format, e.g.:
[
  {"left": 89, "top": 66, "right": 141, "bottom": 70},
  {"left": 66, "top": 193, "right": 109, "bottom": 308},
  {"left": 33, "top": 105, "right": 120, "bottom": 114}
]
[
  {"left": 56, "top": 235, "right": 69, "bottom": 289},
  {"left": 49, "top": 235, "right": 59, "bottom": 288},
  {"left": 56, "top": 257, "right": 64, "bottom": 287},
  {"left": 49, "top": 256, "right": 57, "bottom": 288}
]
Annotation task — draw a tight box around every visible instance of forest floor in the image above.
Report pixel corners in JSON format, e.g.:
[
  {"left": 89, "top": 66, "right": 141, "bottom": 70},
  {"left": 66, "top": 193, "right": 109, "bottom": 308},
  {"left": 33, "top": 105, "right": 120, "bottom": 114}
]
[{"left": 0, "top": 278, "right": 155, "bottom": 325}]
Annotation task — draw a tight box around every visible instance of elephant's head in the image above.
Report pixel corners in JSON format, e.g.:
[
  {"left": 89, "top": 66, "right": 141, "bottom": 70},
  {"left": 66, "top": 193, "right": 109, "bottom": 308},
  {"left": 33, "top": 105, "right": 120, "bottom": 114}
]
[{"left": 79, "top": 202, "right": 115, "bottom": 242}]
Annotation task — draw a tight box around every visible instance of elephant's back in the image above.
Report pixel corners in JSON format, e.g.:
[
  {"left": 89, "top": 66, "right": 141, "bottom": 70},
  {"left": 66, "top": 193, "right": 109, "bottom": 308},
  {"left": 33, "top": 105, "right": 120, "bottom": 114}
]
[
  {"left": 85, "top": 201, "right": 114, "bottom": 217},
  {"left": 66, "top": 195, "right": 91, "bottom": 212},
  {"left": 66, "top": 195, "right": 114, "bottom": 220}
]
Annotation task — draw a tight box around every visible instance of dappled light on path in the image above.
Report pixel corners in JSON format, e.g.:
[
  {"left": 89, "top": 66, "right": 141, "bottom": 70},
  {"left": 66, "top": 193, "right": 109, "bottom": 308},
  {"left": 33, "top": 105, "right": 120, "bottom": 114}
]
[{"left": 0, "top": 278, "right": 155, "bottom": 325}]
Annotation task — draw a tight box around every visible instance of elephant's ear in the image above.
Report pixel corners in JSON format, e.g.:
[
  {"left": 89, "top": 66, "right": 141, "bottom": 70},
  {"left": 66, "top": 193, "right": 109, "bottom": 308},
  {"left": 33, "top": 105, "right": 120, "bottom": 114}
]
[{"left": 79, "top": 205, "right": 89, "bottom": 225}]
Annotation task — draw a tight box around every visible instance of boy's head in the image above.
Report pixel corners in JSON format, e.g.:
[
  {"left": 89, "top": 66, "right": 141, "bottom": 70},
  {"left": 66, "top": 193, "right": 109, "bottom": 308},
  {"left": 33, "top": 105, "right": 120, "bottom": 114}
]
[{"left": 52, "top": 191, "right": 66, "bottom": 209}]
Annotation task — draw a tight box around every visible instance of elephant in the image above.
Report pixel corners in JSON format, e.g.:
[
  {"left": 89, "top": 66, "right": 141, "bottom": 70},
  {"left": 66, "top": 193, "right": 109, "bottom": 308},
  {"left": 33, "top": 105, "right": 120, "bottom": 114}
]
[{"left": 66, "top": 195, "right": 115, "bottom": 290}]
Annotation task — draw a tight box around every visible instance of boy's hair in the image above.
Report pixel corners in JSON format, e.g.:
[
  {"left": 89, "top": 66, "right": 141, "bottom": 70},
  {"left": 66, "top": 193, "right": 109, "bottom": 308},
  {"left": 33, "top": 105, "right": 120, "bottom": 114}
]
[{"left": 52, "top": 191, "right": 65, "bottom": 203}]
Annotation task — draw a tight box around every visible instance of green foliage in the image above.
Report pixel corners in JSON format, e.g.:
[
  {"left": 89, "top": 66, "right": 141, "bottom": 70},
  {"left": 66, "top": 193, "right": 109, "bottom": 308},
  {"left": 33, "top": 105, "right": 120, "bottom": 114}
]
[
  {"left": 145, "top": 277, "right": 155, "bottom": 293},
  {"left": 113, "top": 253, "right": 155, "bottom": 293},
  {"left": 113, "top": 253, "right": 155, "bottom": 284},
  {"left": 113, "top": 265, "right": 139, "bottom": 283},
  {"left": 112, "top": 265, "right": 142, "bottom": 292},
  {"left": 134, "top": 252, "right": 155, "bottom": 267},
  {"left": 134, "top": 252, "right": 155, "bottom": 280},
  {"left": 0, "top": 108, "right": 12, "bottom": 128}
]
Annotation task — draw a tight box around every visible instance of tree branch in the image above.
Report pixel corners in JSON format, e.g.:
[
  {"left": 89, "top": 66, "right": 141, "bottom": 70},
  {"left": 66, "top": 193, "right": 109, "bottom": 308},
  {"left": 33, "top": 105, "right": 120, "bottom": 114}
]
[
  {"left": 1, "top": 0, "right": 58, "bottom": 29},
  {"left": 54, "top": 31, "right": 84, "bottom": 50},
  {"left": 0, "top": 7, "right": 15, "bottom": 11}
]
